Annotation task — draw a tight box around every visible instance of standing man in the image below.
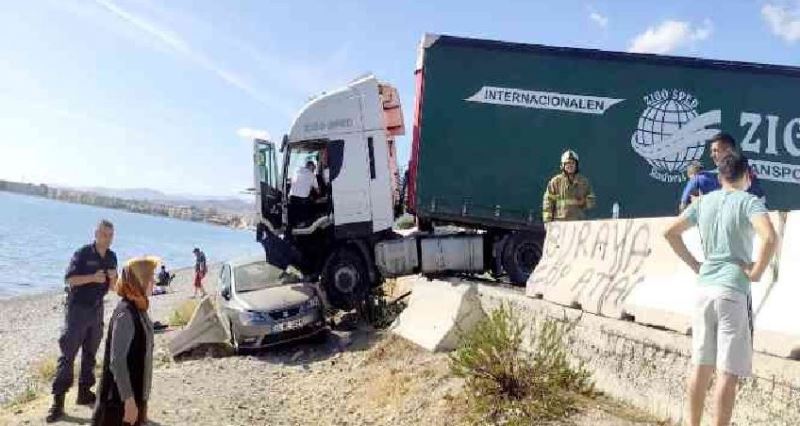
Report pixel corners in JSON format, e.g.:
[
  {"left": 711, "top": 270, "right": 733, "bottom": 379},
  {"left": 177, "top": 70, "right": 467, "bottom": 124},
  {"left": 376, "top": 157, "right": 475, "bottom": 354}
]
[
  {"left": 679, "top": 133, "right": 766, "bottom": 212},
  {"left": 47, "top": 220, "right": 118, "bottom": 423},
  {"left": 542, "top": 150, "right": 596, "bottom": 222},
  {"left": 664, "top": 152, "right": 777, "bottom": 426},
  {"left": 192, "top": 248, "right": 208, "bottom": 298}
]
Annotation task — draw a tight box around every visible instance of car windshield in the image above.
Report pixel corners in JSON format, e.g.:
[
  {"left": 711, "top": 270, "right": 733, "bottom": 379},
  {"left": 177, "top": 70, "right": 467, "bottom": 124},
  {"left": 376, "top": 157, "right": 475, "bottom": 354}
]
[{"left": 234, "top": 261, "right": 302, "bottom": 293}]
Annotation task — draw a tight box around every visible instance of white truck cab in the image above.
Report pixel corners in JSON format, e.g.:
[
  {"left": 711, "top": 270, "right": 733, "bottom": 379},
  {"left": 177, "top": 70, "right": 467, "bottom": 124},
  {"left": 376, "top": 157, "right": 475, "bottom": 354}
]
[{"left": 254, "top": 75, "right": 404, "bottom": 309}]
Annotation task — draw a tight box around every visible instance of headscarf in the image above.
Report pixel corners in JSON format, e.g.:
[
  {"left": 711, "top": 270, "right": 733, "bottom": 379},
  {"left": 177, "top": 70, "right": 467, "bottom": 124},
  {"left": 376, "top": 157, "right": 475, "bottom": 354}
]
[{"left": 115, "top": 256, "right": 160, "bottom": 311}]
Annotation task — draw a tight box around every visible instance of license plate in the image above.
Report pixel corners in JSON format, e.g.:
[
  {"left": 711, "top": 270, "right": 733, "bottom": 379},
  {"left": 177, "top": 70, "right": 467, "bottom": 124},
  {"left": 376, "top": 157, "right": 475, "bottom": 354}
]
[
  {"left": 284, "top": 318, "right": 304, "bottom": 330},
  {"left": 275, "top": 318, "right": 304, "bottom": 332}
]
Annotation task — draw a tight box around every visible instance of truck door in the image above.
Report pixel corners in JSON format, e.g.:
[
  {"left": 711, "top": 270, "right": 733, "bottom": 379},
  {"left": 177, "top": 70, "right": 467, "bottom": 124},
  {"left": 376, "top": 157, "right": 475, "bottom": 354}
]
[{"left": 253, "top": 138, "right": 282, "bottom": 232}]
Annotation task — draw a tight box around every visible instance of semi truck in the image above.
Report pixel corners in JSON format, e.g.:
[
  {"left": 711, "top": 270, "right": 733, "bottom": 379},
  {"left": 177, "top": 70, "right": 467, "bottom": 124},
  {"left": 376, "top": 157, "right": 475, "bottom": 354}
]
[{"left": 254, "top": 34, "right": 800, "bottom": 309}]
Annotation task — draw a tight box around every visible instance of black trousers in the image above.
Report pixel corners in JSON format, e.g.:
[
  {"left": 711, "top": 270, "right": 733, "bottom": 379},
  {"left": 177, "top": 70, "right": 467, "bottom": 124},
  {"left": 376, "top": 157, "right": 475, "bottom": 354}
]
[
  {"left": 288, "top": 196, "right": 312, "bottom": 229},
  {"left": 53, "top": 303, "right": 103, "bottom": 395}
]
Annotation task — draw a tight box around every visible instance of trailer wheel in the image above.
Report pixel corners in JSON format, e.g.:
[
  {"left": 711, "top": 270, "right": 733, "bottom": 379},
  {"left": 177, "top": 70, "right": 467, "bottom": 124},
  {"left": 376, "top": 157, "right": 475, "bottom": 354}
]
[
  {"left": 502, "top": 232, "right": 543, "bottom": 286},
  {"left": 322, "top": 248, "right": 369, "bottom": 310}
]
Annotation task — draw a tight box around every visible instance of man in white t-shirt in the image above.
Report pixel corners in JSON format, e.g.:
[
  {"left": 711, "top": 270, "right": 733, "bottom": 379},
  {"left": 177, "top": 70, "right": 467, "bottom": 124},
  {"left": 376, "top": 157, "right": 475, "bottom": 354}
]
[
  {"left": 288, "top": 161, "right": 318, "bottom": 232},
  {"left": 290, "top": 161, "right": 318, "bottom": 198}
]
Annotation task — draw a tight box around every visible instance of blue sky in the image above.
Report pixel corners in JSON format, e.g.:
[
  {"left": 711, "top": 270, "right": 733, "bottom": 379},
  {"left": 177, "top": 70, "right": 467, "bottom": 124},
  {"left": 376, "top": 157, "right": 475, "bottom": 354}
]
[{"left": 1, "top": 0, "right": 800, "bottom": 196}]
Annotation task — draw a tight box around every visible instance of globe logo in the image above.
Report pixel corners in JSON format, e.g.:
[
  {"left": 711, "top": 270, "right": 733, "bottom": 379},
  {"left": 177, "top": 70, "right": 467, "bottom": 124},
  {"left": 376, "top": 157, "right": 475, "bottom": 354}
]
[{"left": 631, "top": 89, "right": 721, "bottom": 183}]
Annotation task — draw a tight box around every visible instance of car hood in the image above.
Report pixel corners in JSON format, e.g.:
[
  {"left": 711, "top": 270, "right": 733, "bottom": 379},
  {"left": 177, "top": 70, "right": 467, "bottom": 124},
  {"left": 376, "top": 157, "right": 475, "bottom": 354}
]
[{"left": 235, "top": 284, "right": 316, "bottom": 311}]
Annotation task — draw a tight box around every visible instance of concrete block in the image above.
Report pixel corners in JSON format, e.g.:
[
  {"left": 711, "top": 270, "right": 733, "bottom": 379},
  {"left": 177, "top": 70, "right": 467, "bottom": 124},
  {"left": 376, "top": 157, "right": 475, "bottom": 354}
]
[
  {"left": 626, "top": 211, "right": 781, "bottom": 343},
  {"left": 530, "top": 213, "right": 784, "bottom": 342},
  {"left": 168, "top": 296, "right": 229, "bottom": 357},
  {"left": 391, "top": 277, "right": 485, "bottom": 352},
  {"left": 527, "top": 218, "right": 656, "bottom": 318},
  {"left": 754, "top": 211, "right": 800, "bottom": 359}
]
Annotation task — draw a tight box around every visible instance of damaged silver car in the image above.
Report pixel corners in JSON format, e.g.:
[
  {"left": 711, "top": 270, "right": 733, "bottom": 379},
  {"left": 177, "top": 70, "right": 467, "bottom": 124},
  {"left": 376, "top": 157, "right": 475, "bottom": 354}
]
[{"left": 216, "top": 257, "right": 326, "bottom": 353}]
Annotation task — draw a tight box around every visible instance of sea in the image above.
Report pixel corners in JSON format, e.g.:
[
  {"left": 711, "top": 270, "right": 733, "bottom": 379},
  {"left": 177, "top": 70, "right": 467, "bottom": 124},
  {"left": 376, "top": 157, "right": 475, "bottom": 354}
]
[{"left": 0, "top": 191, "right": 262, "bottom": 299}]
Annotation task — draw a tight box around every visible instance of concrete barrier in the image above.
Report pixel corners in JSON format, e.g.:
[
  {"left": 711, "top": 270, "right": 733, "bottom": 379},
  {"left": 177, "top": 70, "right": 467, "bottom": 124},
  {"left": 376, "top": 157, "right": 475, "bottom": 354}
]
[
  {"left": 527, "top": 218, "right": 657, "bottom": 319},
  {"left": 168, "top": 296, "right": 229, "bottom": 357},
  {"left": 391, "top": 278, "right": 485, "bottom": 352},
  {"left": 753, "top": 211, "right": 800, "bottom": 359},
  {"left": 529, "top": 213, "right": 785, "bottom": 342},
  {"left": 624, "top": 212, "right": 782, "bottom": 335}
]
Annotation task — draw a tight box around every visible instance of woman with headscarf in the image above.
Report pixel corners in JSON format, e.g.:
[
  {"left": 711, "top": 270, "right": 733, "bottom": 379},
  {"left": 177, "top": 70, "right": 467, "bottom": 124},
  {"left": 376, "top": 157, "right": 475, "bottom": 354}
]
[{"left": 92, "top": 256, "right": 158, "bottom": 426}]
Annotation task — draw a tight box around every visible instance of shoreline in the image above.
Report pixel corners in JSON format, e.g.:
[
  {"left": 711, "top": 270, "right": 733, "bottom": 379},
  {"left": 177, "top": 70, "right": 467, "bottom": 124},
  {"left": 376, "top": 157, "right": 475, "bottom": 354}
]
[
  {"left": 0, "top": 189, "right": 255, "bottom": 232},
  {"left": 0, "top": 262, "right": 198, "bottom": 302}
]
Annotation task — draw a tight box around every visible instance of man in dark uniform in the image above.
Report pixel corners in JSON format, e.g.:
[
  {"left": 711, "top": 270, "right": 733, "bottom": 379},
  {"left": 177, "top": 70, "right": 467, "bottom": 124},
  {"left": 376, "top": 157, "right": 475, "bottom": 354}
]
[{"left": 47, "top": 220, "right": 118, "bottom": 423}]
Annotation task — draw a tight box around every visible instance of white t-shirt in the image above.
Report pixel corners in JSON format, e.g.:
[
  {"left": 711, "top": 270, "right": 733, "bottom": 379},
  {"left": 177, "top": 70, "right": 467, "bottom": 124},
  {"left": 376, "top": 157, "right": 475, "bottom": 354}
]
[{"left": 289, "top": 167, "right": 318, "bottom": 198}]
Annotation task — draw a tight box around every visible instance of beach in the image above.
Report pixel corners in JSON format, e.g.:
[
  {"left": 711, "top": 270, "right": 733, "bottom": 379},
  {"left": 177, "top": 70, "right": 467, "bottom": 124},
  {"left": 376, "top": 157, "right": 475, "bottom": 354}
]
[{"left": 0, "top": 268, "right": 660, "bottom": 425}]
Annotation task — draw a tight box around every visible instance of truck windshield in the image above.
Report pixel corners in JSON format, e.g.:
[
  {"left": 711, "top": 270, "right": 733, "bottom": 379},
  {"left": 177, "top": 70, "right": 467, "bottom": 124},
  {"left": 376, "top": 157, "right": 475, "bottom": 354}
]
[{"left": 287, "top": 144, "right": 325, "bottom": 183}]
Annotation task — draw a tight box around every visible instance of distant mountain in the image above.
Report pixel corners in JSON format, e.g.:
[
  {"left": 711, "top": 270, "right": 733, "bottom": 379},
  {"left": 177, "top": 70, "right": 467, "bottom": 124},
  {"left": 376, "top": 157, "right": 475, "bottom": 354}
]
[
  {"left": 80, "top": 187, "right": 174, "bottom": 201},
  {"left": 61, "top": 186, "right": 255, "bottom": 214}
]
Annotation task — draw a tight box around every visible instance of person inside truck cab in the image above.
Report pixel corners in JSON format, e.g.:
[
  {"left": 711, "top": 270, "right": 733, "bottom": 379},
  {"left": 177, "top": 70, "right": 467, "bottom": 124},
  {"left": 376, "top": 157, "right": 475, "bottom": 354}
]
[
  {"left": 678, "top": 133, "right": 766, "bottom": 212},
  {"left": 315, "top": 149, "right": 329, "bottom": 198},
  {"left": 542, "top": 150, "right": 596, "bottom": 222},
  {"left": 288, "top": 160, "right": 318, "bottom": 230}
]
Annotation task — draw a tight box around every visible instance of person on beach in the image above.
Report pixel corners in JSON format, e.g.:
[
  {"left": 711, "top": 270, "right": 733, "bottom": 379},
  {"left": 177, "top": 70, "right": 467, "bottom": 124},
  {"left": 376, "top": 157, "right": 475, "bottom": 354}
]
[
  {"left": 156, "top": 265, "right": 173, "bottom": 288},
  {"left": 679, "top": 133, "right": 766, "bottom": 212},
  {"left": 192, "top": 248, "right": 207, "bottom": 298},
  {"left": 92, "top": 257, "right": 157, "bottom": 426},
  {"left": 47, "top": 220, "right": 118, "bottom": 423},
  {"left": 664, "top": 152, "right": 777, "bottom": 426}
]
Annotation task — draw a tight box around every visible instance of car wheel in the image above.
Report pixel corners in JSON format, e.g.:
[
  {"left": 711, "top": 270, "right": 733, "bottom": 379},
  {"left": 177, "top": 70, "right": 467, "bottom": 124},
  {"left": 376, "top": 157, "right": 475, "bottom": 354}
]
[{"left": 322, "top": 248, "right": 369, "bottom": 311}]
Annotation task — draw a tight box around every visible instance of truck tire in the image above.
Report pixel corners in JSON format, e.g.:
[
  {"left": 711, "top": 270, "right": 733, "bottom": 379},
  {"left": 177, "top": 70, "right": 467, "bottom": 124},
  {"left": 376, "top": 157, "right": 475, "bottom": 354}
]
[
  {"left": 322, "top": 248, "right": 369, "bottom": 310},
  {"left": 502, "top": 232, "right": 543, "bottom": 286}
]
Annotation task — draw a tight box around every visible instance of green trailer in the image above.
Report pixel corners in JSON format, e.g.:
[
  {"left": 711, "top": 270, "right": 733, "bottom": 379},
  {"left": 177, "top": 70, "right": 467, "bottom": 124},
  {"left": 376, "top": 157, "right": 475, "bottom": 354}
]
[{"left": 407, "top": 34, "right": 800, "bottom": 227}]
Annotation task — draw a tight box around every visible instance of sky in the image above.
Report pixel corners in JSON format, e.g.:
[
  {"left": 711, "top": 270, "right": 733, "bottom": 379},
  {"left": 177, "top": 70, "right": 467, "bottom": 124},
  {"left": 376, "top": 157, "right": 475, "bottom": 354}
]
[{"left": 2, "top": 0, "right": 800, "bottom": 197}]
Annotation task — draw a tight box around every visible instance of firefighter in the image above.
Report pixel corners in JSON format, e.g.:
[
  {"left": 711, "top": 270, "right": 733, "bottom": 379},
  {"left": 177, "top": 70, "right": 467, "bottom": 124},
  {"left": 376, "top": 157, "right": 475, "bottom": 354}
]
[{"left": 542, "top": 150, "right": 596, "bottom": 222}]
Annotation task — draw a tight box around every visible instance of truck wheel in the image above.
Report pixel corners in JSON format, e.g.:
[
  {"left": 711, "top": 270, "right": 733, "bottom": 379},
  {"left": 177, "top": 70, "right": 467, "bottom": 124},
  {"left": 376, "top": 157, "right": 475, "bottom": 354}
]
[
  {"left": 322, "top": 248, "right": 368, "bottom": 310},
  {"left": 502, "top": 232, "right": 543, "bottom": 286}
]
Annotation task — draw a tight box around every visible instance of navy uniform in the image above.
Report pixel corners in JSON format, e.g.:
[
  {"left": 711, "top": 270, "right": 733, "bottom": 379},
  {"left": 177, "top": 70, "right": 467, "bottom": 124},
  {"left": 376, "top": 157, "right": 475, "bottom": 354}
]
[{"left": 52, "top": 244, "right": 117, "bottom": 399}]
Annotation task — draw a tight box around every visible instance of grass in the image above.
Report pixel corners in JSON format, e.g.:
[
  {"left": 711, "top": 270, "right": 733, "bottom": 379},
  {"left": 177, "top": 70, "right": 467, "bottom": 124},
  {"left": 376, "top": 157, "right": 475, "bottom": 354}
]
[
  {"left": 449, "top": 304, "right": 594, "bottom": 425},
  {"left": 2, "top": 356, "right": 57, "bottom": 410},
  {"left": 394, "top": 215, "right": 415, "bottom": 230},
  {"left": 33, "top": 357, "right": 58, "bottom": 384},
  {"left": 168, "top": 299, "right": 199, "bottom": 327},
  {"left": 5, "top": 385, "right": 38, "bottom": 409}
]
